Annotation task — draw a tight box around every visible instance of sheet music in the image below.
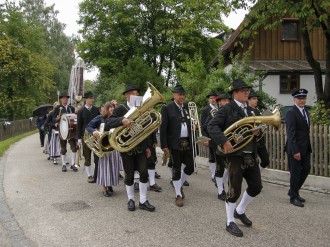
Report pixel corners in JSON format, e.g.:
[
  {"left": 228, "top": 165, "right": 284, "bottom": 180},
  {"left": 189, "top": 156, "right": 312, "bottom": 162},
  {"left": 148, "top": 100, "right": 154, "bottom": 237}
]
[{"left": 130, "top": 95, "right": 143, "bottom": 107}]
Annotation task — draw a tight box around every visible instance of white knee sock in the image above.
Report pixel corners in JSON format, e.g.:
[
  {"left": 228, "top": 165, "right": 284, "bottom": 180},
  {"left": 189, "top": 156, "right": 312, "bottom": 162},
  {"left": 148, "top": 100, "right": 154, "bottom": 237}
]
[
  {"left": 148, "top": 169, "right": 156, "bottom": 186},
  {"left": 181, "top": 163, "right": 186, "bottom": 172},
  {"left": 226, "top": 202, "right": 236, "bottom": 225},
  {"left": 61, "top": 155, "right": 66, "bottom": 166},
  {"left": 71, "top": 152, "right": 76, "bottom": 166},
  {"left": 134, "top": 171, "right": 139, "bottom": 184},
  {"left": 236, "top": 191, "right": 254, "bottom": 215},
  {"left": 259, "top": 164, "right": 265, "bottom": 172},
  {"left": 216, "top": 177, "right": 224, "bottom": 194},
  {"left": 209, "top": 162, "right": 216, "bottom": 178},
  {"left": 126, "top": 185, "right": 134, "bottom": 201},
  {"left": 139, "top": 182, "right": 148, "bottom": 204},
  {"left": 173, "top": 180, "right": 182, "bottom": 197},
  {"left": 86, "top": 166, "right": 92, "bottom": 177},
  {"left": 181, "top": 172, "right": 189, "bottom": 186}
]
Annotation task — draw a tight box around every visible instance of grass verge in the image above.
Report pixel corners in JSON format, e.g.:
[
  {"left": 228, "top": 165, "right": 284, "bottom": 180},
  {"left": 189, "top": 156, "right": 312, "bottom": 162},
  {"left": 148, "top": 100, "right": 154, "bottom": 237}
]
[{"left": 0, "top": 130, "right": 37, "bottom": 157}]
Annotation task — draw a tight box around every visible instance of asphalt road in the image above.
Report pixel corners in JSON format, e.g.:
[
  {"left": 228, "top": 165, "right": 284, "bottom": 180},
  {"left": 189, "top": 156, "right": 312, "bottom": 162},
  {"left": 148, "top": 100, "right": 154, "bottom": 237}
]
[{"left": 1, "top": 134, "right": 330, "bottom": 247}]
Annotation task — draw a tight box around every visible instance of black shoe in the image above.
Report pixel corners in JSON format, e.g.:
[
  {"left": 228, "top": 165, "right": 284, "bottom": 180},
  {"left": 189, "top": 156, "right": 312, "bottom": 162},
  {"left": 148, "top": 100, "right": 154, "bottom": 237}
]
[
  {"left": 234, "top": 210, "right": 252, "bottom": 226},
  {"left": 107, "top": 186, "right": 114, "bottom": 193},
  {"left": 149, "top": 184, "right": 162, "bottom": 192},
  {"left": 62, "top": 165, "right": 67, "bottom": 172},
  {"left": 70, "top": 165, "right": 78, "bottom": 172},
  {"left": 127, "top": 199, "right": 135, "bottom": 211},
  {"left": 119, "top": 173, "right": 124, "bottom": 179},
  {"left": 53, "top": 159, "right": 57, "bottom": 165},
  {"left": 226, "top": 222, "right": 243, "bottom": 237},
  {"left": 290, "top": 198, "right": 304, "bottom": 207},
  {"left": 211, "top": 177, "right": 216, "bottom": 183},
  {"left": 139, "top": 200, "right": 155, "bottom": 212},
  {"left": 183, "top": 180, "right": 189, "bottom": 186},
  {"left": 218, "top": 191, "right": 226, "bottom": 201},
  {"left": 103, "top": 190, "right": 111, "bottom": 197},
  {"left": 155, "top": 172, "right": 161, "bottom": 179},
  {"left": 297, "top": 196, "right": 306, "bottom": 203},
  {"left": 134, "top": 182, "right": 139, "bottom": 191}
]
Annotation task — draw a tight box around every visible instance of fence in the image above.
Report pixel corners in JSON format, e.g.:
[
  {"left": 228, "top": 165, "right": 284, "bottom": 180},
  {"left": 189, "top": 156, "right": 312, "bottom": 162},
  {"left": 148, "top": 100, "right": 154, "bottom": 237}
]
[
  {"left": 197, "top": 123, "right": 330, "bottom": 177},
  {"left": 0, "top": 119, "right": 36, "bottom": 141}
]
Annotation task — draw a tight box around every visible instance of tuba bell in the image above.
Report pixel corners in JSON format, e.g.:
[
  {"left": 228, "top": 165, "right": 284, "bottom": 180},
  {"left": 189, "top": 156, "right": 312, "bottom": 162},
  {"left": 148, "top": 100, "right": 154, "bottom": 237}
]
[
  {"left": 109, "top": 82, "right": 166, "bottom": 153},
  {"left": 84, "top": 129, "right": 114, "bottom": 157},
  {"left": 218, "top": 108, "right": 281, "bottom": 154}
]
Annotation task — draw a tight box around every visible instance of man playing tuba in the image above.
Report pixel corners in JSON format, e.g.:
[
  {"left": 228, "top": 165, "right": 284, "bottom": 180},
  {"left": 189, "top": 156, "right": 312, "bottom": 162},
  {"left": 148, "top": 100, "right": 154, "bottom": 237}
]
[
  {"left": 104, "top": 84, "right": 155, "bottom": 212},
  {"left": 208, "top": 79, "right": 262, "bottom": 238}
]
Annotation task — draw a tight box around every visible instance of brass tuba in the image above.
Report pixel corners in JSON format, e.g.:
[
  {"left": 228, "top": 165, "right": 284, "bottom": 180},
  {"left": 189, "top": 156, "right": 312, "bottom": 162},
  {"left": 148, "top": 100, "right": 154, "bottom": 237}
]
[
  {"left": 109, "top": 82, "right": 166, "bottom": 153},
  {"left": 218, "top": 108, "right": 281, "bottom": 154},
  {"left": 83, "top": 129, "right": 114, "bottom": 157}
]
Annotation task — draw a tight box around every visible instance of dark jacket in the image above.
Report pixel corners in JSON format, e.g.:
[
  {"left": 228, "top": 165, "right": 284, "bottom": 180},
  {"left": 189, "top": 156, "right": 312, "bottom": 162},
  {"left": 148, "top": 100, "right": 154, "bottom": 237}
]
[
  {"left": 285, "top": 105, "right": 312, "bottom": 155},
  {"left": 207, "top": 100, "right": 257, "bottom": 157},
  {"left": 36, "top": 115, "right": 47, "bottom": 130},
  {"left": 43, "top": 111, "right": 56, "bottom": 131},
  {"left": 77, "top": 106, "right": 100, "bottom": 139},
  {"left": 52, "top": 104, "right": 75, "bottom": 124},
  {"left": 160, "top": 101, "right": 192, "bottom": 150},
  {"left": 104, "top": 102, "right": 149, "bottom": 150},
  {"left": 201, "top": 104, "right": 214, "bottom": 136}
]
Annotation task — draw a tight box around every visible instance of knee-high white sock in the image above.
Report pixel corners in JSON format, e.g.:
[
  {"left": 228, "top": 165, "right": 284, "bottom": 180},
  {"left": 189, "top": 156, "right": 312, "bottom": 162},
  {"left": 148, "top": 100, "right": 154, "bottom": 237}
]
[
  {"left": 71, "top": 152, "right": 76, "bottom": 166},
  {"left": 236, "top": 191, "right": 254, "bottom": 215},
  {"left": 181, "top": 163, "right": 186, "bottom": 172},
  {"left": 259, "top": 165, "right": 265, "bottom": 173},
  {"left": 223, "top": 168, "right": 228, "bottom": 186},
  {"left": 148, "top": 169, "right": 156, "bottom": 186},
  {"left": 216, "top": 177, "right": 224, "bottom": 194},
  {"left": 134, "top": 171, "right": 139, "bottom": 183},
  {"left": 126, "top": 185, "right": 135, "bottom": 201},
  {"left": 226, "top": 202, "right": 236, "bottom": 225},
  {"left": 173, "top": 180, "right": 182, "bottom": 197},
  {"left": 61, "top": 155, "right": 66, "bottom": 166},
  {"left": 209, "top": 162, "right": 216, "bottom": 178},
  {"left": 181, "top": 172, "right": 189, "bottom": 186},
  {"left": 139, "top": 182, "right": 148, "bottom": 204},
  {"left": 86, "top": 166, "right": 92, "bottom": 177}
]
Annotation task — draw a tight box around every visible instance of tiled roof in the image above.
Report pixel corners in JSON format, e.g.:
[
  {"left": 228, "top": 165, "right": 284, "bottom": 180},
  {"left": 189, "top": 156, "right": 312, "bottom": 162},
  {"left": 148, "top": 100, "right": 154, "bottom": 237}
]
[{"left": 248, "top": 60, "right": 326, "bottom": 72}]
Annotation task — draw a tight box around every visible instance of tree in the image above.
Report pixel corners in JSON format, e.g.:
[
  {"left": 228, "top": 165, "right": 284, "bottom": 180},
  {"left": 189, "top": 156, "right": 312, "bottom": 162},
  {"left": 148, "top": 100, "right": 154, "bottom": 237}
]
[
  {"left": 77, "top": 0, "right": 247, "bottom": 86},
  {"left": 241, "top": 0, "right": 330, "bottom": 106}
]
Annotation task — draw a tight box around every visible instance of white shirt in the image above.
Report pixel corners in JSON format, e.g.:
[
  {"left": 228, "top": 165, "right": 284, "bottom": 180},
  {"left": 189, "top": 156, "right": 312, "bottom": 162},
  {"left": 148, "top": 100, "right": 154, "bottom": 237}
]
[{"left": 174, "top": 101, "right": 188, "bottom": 138}]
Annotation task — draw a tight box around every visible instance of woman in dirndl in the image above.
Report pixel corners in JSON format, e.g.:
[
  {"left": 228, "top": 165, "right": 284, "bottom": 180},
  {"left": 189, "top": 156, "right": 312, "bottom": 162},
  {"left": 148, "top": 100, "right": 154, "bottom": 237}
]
[
  {"left": 44, "top": 101, "right": 60, "bottom": 164},
  {"left": 86, "top": 101, "right": 122, "bottom": 197}
]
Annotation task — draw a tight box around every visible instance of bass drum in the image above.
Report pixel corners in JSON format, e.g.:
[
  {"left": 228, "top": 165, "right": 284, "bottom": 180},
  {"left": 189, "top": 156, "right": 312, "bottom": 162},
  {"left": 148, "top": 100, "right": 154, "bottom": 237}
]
[{"left": 59, "top": 114, "right": 77, "bottom": 140}]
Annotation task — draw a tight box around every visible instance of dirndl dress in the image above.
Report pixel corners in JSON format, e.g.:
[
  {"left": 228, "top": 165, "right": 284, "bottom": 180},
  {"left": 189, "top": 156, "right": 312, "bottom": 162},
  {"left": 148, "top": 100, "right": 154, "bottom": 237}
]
[
  {"left": 96, "top": 150, "right": 122, "bottom": 187},
  {"left": 49, "top": 129, "right": 60, "bottom": 158}
]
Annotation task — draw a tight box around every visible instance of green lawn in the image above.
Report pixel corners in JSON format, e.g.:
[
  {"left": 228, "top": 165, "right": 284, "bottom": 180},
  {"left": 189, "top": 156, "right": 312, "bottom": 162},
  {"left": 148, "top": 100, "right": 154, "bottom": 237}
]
[{"left": 0, "top": 130, "right": 37, "bottom": 157}]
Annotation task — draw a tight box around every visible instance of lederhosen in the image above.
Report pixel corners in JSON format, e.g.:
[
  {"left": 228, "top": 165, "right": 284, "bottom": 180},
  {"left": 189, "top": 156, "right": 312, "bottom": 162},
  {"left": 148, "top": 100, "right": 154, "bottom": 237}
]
[
  {"left": 208, "top": 102, "right": 262, "bottom": 203},
  {"left": 104, "top": 103, "right": 149, "bottom": 186}
]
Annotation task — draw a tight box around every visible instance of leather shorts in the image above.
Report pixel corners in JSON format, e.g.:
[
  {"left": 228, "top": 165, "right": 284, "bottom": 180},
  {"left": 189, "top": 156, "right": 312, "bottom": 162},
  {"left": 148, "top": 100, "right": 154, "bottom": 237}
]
[{"left": 179, "top": 138, "right": 190, "bottom": 151}]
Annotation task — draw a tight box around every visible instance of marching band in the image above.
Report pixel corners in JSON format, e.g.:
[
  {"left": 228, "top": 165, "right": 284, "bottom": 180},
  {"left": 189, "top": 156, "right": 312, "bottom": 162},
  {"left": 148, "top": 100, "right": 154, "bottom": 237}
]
[{"left": 36, "top": 79, "right": 307, "bottom": 238}]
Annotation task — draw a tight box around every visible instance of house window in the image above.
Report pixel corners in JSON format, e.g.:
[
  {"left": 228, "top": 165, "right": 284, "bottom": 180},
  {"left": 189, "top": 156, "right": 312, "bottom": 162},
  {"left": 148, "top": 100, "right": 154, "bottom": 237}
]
[
  {"left": 280, "top": 74, "right": 300, "bottom": 93},
  {"left": 281, "top": 19, "right": 299, "bottom": 41}
]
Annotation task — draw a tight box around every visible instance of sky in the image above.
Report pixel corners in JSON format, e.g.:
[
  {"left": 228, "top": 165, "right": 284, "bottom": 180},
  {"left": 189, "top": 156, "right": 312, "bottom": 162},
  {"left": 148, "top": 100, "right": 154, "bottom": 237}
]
[{"left": 10, "top": 0, "right": 248, "bottom": 80}]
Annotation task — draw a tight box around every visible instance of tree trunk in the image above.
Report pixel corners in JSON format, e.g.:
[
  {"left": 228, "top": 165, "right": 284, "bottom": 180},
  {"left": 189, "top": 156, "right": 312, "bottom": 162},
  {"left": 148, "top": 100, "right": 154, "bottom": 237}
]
[{"left": 301, "top": 20, "right": 324, "bottom": 101}]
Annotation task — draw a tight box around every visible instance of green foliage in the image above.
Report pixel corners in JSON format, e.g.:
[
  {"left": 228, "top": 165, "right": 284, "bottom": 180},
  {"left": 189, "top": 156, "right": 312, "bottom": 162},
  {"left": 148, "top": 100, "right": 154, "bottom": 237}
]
[
  {"left": 77, "top": 0, "right": 244, "bottom": 83},
  {"left": 310, "top": 101, "right": 330, "bottom": 126},
  {"left": 175, "top": 52, "right": 275, "bottom": 109},
  {"left": 0, "top": 0, "right": 75, "bottom": 119}
]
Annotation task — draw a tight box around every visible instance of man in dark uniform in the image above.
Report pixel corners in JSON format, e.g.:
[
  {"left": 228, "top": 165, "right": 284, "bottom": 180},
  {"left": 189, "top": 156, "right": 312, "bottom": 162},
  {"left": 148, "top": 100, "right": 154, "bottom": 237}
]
[
  {"left": 248, "top": 91, "right": 270, "bottom": 171},
  {"left": 203, "top": 92, "right": 231, "bottom": 200},
  {"left": 208, "top": 79, "right": 262, "bottom": 237},
  {"left": 285, "top": 88, "right": 311, "bottom": 207},
  {"left": 160, "top": 84, "right": 194, "bottom": 207},
  {"left": 201, "top": 91, "right": 218, "bottom": 183},
  {"left": 53, "top": 93, "right": 78, "bottom": 172},
  {"left": 104, "top": 84, "right": 155, "bottom": 212},
  {"left": 76, "top": 91, "right": 100, "bottom": 183},
  {"left": 36, "top": 114, "right": 47, "bottom": 147}
]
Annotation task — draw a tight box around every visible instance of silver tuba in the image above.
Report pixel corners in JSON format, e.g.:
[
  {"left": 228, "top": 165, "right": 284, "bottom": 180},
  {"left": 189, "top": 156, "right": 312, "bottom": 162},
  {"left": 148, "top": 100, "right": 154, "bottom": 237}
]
[{"left": 109, "top": 82, "right": 166, "bottom": 153}]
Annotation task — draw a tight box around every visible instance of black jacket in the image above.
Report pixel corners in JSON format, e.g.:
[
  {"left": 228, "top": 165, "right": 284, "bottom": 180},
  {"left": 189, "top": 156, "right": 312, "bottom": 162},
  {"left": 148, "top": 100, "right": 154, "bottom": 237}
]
[
  {"left": 52, "top": 104, "right": 75, "bottom": 124},
  {"left": 201, "top": 104, "right": 214, "bottom": 136},
  {"left": 160, "top": 101, "right": 192, "bottom": 150},
  {"left": 207, "top": 100, "right": 257, "bottom": 156},
  {"left": 285, "top": 105, "right": 312, "bottom": 155},
  {"left": 76, "top": 106, "right": 100, "bottom": 139}
]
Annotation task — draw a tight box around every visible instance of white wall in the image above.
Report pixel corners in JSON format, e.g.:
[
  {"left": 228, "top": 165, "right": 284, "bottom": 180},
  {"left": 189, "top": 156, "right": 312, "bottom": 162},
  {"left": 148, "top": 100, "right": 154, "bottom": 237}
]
[{"left": 260, "top": 74, "right": 324, "bottom": 106}]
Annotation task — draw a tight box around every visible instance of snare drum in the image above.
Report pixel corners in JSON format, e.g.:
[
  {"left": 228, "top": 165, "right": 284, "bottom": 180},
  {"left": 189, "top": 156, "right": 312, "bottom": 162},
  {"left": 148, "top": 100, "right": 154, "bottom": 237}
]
[{"left": 59, "top": 114, "right": 77, "bottom": 140}]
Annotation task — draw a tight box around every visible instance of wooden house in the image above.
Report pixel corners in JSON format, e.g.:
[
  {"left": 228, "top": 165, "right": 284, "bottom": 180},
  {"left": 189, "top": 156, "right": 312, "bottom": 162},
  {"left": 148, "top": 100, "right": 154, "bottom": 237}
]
[{"left": 217, "top": 17, "right": 326, "bottom": 106}]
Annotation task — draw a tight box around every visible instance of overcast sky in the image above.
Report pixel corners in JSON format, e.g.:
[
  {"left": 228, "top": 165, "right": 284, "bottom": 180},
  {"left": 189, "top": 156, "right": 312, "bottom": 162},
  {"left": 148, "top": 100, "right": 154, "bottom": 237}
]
[{"left": 9, "top": 0, "right": 247, "bottom": 80}]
